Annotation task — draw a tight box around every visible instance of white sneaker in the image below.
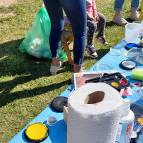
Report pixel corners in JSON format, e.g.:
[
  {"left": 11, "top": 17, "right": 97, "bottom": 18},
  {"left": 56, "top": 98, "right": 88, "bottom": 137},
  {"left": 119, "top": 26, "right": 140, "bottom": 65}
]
[
  {"left": 86, "top": 45, "right": 98, "bottom": 59},
  {"left": 50, "top": 61, "right": 62, "bottom": 75}
]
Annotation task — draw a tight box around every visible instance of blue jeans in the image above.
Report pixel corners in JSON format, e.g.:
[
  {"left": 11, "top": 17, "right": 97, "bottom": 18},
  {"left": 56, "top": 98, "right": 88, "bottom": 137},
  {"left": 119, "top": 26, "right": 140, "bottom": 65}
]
[
  {"left": 114, "top": 0, "right": 140, "bottom": 11},
  {"left": 43, "top": 0, "right": 87, "bottom": 65}
]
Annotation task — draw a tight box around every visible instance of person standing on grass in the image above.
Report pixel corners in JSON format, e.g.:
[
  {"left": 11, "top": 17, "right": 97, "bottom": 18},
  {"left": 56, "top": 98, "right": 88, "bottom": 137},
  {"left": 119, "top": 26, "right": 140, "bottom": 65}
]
[
  {"left": 86, "top": 0, "right": 108, "bottom": 59},
  {"left": 43, "top": 0, "right": 87, "bottom": 74},
  {"left": 113, "top": 0, "right": 140, "bottom": 26}
]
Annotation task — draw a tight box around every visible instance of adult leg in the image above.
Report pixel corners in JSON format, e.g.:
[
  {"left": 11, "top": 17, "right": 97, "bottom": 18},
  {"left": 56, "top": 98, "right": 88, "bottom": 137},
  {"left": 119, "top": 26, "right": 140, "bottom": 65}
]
[
  {"left": 131, "top": 0, "right": 140, "bottom": 20},
  {"left": 131, "top": 0, "right": 140, "bottom": 9},
  {"left": 59, "top": 0, "right": 87, "bottom": 72},
  {"left": 44, "top": 0, "right": 64, "bottom": 69},
  {"left": 113, "top": 0, "right": 128, "bottom": 26},
  {"left": 114, "top": 0, "right": 124, "bottom": 11}
]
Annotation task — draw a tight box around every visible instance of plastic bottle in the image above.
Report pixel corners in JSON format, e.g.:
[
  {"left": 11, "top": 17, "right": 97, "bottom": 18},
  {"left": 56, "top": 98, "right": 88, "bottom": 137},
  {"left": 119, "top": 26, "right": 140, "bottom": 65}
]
[
  {"left": 137, "top": 134, "right": 143, "bottom": 143},
  {"left": 132, "top": 83, "right": 143, "bottom": 107},
  {"left": 125, "top": 23, "right": 141, "bottom": 44},
  {"left": 116, "top": 99, "right": 135, "bottom": 143}
]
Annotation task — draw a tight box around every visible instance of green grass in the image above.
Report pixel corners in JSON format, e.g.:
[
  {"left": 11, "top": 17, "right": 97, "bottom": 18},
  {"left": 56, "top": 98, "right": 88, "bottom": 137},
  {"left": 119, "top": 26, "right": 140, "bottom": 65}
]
[{"left": 0, "top": 0, "right": 138, "bottom": 142}]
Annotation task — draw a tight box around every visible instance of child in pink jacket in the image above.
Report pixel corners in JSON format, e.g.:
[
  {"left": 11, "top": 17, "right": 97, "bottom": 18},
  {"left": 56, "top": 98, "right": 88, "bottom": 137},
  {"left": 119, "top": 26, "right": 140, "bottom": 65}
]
[{"left": 86, "top": 0, "right": 108, "bottom": 58}]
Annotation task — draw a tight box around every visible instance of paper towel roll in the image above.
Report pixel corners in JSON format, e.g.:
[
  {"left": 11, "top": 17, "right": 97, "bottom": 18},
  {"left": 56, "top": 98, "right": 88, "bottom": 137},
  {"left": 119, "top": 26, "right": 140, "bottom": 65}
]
[{"left": 67, "top": 83, "right": 124, "bottom": 143}]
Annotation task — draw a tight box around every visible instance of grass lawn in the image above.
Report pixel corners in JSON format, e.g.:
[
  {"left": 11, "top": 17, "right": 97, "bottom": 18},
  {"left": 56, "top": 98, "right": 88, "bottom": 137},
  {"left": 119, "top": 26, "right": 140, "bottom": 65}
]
[{"left": 0, "top": 0, "right": 134, "bottom": 142}]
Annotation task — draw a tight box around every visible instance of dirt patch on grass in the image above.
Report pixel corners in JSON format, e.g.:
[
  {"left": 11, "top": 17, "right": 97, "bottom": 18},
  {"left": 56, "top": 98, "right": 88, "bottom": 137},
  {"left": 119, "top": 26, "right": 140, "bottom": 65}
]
[
  {"left": 0, "top": 12, "right": 15, "bottom": 18},
  {"left": 0, "top": 0, "right": 17, "bottom": 7},
  {"left": 0, "top": 0, "right": 17, "bottom": 18}
]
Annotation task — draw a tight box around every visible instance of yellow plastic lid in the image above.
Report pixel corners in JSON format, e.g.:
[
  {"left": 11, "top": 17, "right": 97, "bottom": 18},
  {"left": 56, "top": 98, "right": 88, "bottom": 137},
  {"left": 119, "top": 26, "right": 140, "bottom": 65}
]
[
  {"left": 137, "top": 117, "right": 143, "bottom": 125},
  {"left": 111, "top": 82, "right": 119, "bottom": 88},
  {"left": 25, "top": 122, "right": 48, "bottom": 142}
]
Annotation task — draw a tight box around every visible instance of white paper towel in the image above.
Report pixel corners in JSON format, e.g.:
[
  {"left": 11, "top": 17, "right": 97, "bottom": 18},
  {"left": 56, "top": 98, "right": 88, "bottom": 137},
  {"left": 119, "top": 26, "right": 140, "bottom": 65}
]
[{"left": 67, "top": 83, "right": 125, "bottom": 143}]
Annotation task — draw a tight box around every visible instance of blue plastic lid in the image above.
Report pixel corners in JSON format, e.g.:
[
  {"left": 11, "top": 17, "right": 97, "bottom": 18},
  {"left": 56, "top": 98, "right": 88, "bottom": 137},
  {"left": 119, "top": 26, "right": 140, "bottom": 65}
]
[{"left": 125, "top": 43, "right": 141, "bottom": 50}]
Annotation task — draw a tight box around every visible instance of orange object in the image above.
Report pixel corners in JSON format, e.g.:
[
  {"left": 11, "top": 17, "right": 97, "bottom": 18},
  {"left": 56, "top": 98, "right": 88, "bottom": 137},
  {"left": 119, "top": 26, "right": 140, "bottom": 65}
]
[{"left": 62, "top": 18, "right": 74, "bottom": 65}]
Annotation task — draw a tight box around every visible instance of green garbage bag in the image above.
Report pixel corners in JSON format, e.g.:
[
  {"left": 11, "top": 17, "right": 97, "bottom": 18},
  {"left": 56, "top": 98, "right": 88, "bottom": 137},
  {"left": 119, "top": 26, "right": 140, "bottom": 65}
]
[{"left": 19, "top": 7, "right": 67, "bottom": 61}]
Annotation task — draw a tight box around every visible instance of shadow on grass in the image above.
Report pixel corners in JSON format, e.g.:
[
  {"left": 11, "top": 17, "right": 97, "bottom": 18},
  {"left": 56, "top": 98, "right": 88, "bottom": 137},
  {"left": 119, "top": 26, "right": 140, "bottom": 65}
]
[
  {"left": 0, "top": 38, "right": 52, "bottom": 76},
  {"left": 85, "top": 48, "right": 109, "bottom": 60},
  {"left": 125, "top": 18, "right": 134, "bottom": 23},
  {"left": 0, "top": 39, "right": 71, "bottom": 76},
  {"left": 97, "top": 48, "right": 109, "bottom": 58},
  {"left": 106, "top": 21, "right": 116, "bottom": 27},
  {"left": 0, "top": 39, "right": 71, "bottom": 107},
  {"left": 106, "top": 18, "right": 135, "bottom": 27},
  {"left": 0, "top": 77, "right": 70, "bottom": 107},
  {"left": 0, "top": 39, "right": 109, "bottom": 107}
]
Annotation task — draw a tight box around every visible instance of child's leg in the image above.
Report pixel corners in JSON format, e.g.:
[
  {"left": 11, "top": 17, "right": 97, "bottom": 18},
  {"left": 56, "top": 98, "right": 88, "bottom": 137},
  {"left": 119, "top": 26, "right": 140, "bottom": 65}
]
[
  {"left": 87, "top": 19, "right": 97, "bottom": 46},
  {"left": 96, "top": 13, "right": 108, "bottom": 45},
  {"left": 86, "top": 19, "right": 98, "bottom": 58},
  {"left": 96, "top": 13, "right": 106, "bottom": 38}
]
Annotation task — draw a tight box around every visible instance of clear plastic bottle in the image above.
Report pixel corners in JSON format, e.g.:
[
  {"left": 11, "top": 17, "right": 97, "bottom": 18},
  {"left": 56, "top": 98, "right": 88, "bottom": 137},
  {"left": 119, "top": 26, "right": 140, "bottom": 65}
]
[
  {"left": 139, "top": 21, "right": 143, "bottom": 46},
  {"left": 116, "top": 99, "right": 135, "bottom": 143},
  {"left": 132, "top": 83, "right": 143, "bottom": 107}
]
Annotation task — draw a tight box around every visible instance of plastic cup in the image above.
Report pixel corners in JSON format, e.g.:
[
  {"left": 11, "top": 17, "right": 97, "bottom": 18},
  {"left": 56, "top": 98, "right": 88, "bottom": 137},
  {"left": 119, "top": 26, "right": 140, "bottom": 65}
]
[{"left": 125, "top": 23, "right": 141, "bottom": 44}]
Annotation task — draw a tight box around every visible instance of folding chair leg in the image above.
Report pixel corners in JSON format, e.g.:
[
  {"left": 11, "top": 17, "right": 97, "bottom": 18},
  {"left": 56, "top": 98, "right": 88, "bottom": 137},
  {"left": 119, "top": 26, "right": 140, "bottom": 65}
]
[
  {"left": 62, "top": 33, "right": 74, "bottom": 65},
  {"left": 68, "top": 33, "right": 74, "bottom": 43}
]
